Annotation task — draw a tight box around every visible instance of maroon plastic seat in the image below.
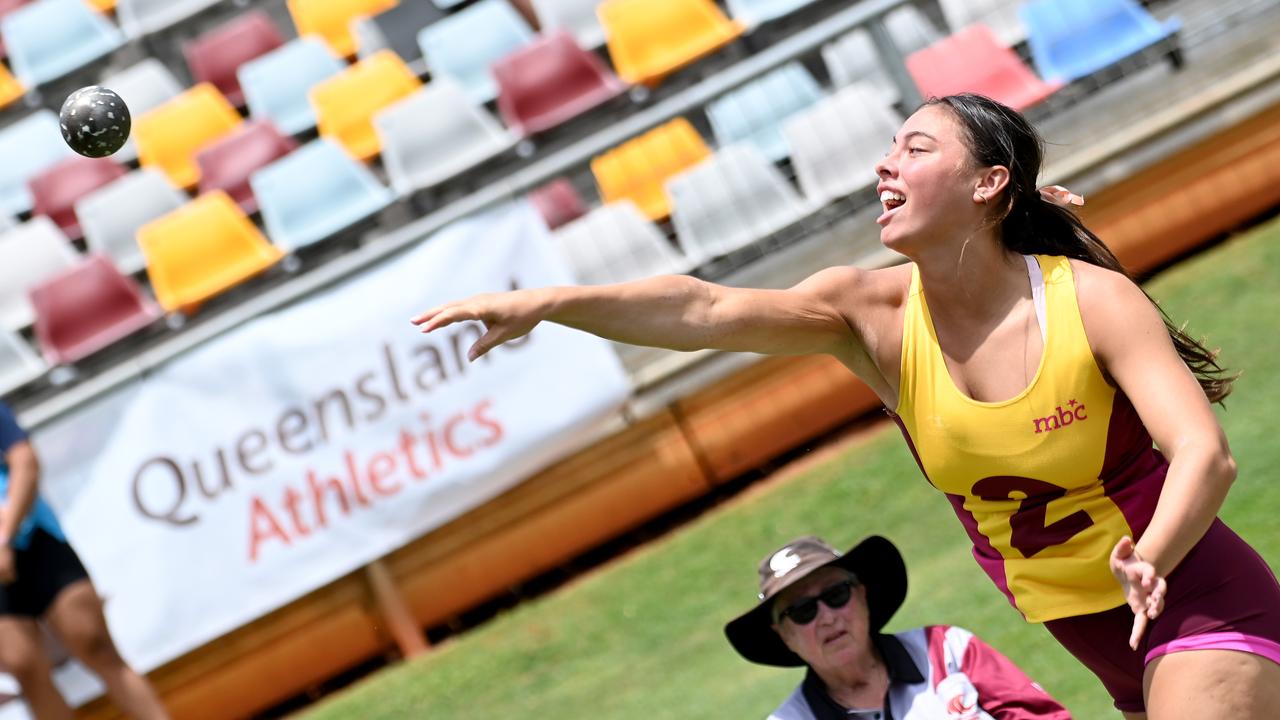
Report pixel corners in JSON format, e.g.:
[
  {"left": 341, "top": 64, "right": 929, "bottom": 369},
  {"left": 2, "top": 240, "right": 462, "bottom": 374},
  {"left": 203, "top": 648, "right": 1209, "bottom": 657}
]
[
  {"left": 494, "top": 30, "right": 627, "bottom": 137},
  {"left": 528, "top": 178, "right": 587, "bottom": 230},
  {"left": 30, "top": 254, "right": 161, "bottom": 365},
  {"left": 28, "top": 156, "right": 127, "bottom": 241},
  {"left": 0, "top": 0, "right": 32, "bottom": 59},
  {"left": 183, "top": 10, "right": 285, "bottom": 107},
  {"left": 195, "top": 120, "right": 298, "bottom": 214}
]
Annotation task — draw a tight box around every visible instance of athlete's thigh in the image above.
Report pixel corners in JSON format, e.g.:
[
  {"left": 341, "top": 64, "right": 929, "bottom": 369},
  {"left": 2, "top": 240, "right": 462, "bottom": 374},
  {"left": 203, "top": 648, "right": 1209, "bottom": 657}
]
[
  {"left": 1145, "top": 649, "right": 1280, "bottom": 719},
  {"left": 0, "top": 615, "right": 49, "bottom": 671}
]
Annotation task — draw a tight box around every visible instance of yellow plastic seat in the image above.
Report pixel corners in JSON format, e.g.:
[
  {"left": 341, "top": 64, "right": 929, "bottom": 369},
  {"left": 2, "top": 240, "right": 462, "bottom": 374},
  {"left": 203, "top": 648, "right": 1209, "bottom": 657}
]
[
  {"left": 309, "top": 50, "right": 421, "bottom": 162},
  {"left": 134, "top": 83, "right": 243, "bottom": 190},
  {"left": 0, "top": 63, "right": 23, "bottom": 110},
  {"left": 287, "top": 0, "right": 398, "bottom": 58},
  {"left": 85, "top": 0, "right": 117, "bottom": 11},
  {"left": 590, "top": 117, "right": 711, "bottom": 220},
  {"left": 599, "top": 0, "right": 744, "bottom": 87},
  {"left": 138, "top": 191, "right": 283, "bottom": 313}
]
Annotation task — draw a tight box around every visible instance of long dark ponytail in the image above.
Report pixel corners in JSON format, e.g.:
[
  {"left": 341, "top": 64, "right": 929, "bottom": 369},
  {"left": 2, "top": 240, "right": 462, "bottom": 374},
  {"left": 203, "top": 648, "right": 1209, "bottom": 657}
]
[{"left": 926, "top": 93, "right": 1235, "bottom": 403}]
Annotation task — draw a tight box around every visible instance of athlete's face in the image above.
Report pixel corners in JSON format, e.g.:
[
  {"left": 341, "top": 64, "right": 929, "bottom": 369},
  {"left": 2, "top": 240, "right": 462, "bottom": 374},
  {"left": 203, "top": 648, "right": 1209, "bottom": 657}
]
[
  {"left": 771, "top": 567, "right": 874, "bottom": 675},
  {"left": 874, "top": 105, "right": 1003, "bottom": 254}
]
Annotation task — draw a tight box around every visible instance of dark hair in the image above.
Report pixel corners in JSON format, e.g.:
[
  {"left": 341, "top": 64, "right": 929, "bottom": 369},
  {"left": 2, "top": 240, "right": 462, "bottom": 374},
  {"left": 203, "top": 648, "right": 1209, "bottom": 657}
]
[{"left": 923, "top": 93, "right": 1235, "bottom": 403}]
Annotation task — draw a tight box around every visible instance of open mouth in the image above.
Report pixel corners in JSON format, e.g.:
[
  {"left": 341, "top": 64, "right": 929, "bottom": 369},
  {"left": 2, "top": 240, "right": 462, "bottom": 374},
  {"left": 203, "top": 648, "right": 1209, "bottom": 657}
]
[{"left": 877, "top": 190, "right": 906, "bottom": 225}]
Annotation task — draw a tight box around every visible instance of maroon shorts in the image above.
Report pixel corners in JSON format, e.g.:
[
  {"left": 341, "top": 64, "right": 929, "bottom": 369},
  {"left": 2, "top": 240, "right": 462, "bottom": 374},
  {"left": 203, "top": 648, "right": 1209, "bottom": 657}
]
[{"left": 1043, "top": 520, "right": 1280, "bottom": 713}]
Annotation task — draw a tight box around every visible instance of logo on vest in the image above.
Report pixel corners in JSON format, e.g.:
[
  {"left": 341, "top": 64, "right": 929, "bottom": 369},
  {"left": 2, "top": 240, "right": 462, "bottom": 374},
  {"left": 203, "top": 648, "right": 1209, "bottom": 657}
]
[{"left": 1032, "top": 398, "right": 1087, "bottom": 434}]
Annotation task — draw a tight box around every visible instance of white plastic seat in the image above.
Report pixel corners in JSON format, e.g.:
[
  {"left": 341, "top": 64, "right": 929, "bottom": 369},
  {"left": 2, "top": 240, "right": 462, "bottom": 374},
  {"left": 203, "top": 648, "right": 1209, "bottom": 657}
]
[
  {"left": 117, "top": 0, "right": 223, "bottom": 39},
  {"left": 552, "top": 201, "right": 692, "bottom": 285},
  {"left": 705, "top": 61, "right": 822, "bottom": 162},
  {"left": 531, "top": 0, "right": 607, "bottom": 49},
  {"left": 726, "top": 0, "right": 818, "bottom": 30},
  {"left": 783, "top": 82, "right": 903, "bottom": 204},
  {"left": 0, "top": 110, "right": 73, "bottom": 217},
  {"left": 2, "top": 0, "right": 124, "bottom": 87},
  {"left": 939, "top": 0, "right": 1025, "bottom": 46},
  {"left": 98, "top": 59, "right": 185, "bottom": 163},
  {"left": 376, "top": 80, "right": 517, "bottom": 196},
  {"left": 250, "top": 139, "right": 394, "bottom": 252},
  {"left": 238, "top": 37, "right": 345, "bottom": 136},
  {"left": 822, "top": 6, "right": 941, "bottom": 102},
  {"left": 665, "top": 144, "right": 809, "bottom": 263},
  {"left": 0, "top": 330, "right": 46, "bottom": 395},
  {"left": 0, "top": 217, "right": 79, "bottom": 330},
  {"left": 76, "top": 169, "right": 187, "bottom": 276},
  {"left": 417, "top": 0, "right": 535, "bottom": 103}
]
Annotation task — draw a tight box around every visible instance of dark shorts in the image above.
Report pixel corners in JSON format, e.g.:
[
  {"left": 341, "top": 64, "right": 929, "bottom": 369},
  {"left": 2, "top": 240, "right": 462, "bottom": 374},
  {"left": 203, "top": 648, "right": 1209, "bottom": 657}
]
[
  {"left": 0, "top": 529, "right": 90, "bottom": 618},
  {"left": 1043, "top": 520, "right": 1280, "bottom": 713}
]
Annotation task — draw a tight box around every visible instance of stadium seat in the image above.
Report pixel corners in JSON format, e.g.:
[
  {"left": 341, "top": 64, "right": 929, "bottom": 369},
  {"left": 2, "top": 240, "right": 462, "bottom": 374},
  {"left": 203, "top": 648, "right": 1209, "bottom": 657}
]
[
  {"left": 1022, "top": 0, "right": 1181, "bottom": 84},
  {"left": 0, "top": 213, "right": 12, "bottom": 232},
  {"left": 310, "top": 50, "right": 421, "bottom": 162},
  {"left": 417, "top": 0, "right": 535, "bottom": 104},
  {"left": 239, "top": 37, "right": 344, "bottom": 136},
  {"left": 30, "top": 254, "right": 161, "bottom": 365},
  {"left": 85, "top": 0, "right": 113, "bottom": 10},
  {"left": 591, "top": 117, "right": 711, "bottom": 220},
  {"left": 599, "top": 0, "right": 743, "bottom": 87},
  {"left": 352, "top": 0, "right": 444, "bottom": 62},
  {"left": 77, "top": 169, "right": 186, "bottom": 276},
  {"left": 906, "top": 24, "right": 1062, "bottom": 111},
  {"left": 430, "top": 0, "right": 465, "bottom": 8},
  {"left": 251, "top": 139, "right": 393, "bottom": 253},
  {"left": 552, "top": 201, "right": 692, "bottom": 285},
  {"left": 1, "top": 0, "right": 123, "bottom": 87},
  {"left": 0, "top": 61, "right": 23, "bottom": 110},
  {"left": 0, "top": 110, "right": 72, "bottom": 217},
  {"left": 528, "top": 178, "right": 587, "bottom": 230},
  {"left": 494, "top": 30, "right": 627, "bottom": 137},
  {"left": 531, "top": 0, "right": 606, "bottom": 49},
  {"left": 822, "top": 6, "right": 941, "bottom": 102},
  {"left": 138, "top": 191, "right": 283, "bottom": 313},
  {"left": 99, "top": 59, "right": 185, "bottom": 163},
  {"left": 0, "top": 328, "right": 45, "bottom": 395},
  {"left": 28, "top": 156, "right": 128, "bottom": 241},
  {"left": 286, "top": 0, "right": 397, "bottom": 58},
  {"left": 0, "top": 0, "right": 32, "bottom": 60},
  {"left": 117, "top": 0, "right": 223, "bottom": 39},
  {"left": 666, "top": 144, "right": 809, "bottom": 263},
  {"left": 196, "top": 120, "right": 298, "bottom": 215},
  {"left": 184, "top": 10, "right": 285, "bottom": 108},
  {"left": 376, "top": 80, "right": 517, "bottom": 196},
  {"left": 939, "top": 0, "right": 1026, "bottom": 47},
  {"left": 725, "top": 0, "right": 817, "bottom": 31},
  {"left": 0, "top": 216, "right": 78, "bottom": 330},
  {"left": 704, "top": 61, "right": 821, "bottom": 162},
  {"left": 135, "top": 83, "right": 244, "bottom": 190},
  {"left": 783, "top": 82, "right": 903, "bottom": 203}
]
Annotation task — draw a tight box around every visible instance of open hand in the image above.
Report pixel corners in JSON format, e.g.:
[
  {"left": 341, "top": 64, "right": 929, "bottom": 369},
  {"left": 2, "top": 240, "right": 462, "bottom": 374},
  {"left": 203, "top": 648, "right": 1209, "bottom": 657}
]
[
  {"left": 410, "top": 289, "right": 547, "bottom": 361},
  {"left": 1110, "top": 536, "right": 1166, "bottom": 650}
]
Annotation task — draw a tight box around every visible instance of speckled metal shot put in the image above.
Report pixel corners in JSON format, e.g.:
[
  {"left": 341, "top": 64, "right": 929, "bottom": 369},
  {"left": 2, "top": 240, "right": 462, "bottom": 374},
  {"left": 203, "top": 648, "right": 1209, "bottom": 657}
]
[{"left": 59, "top": 86, "right": 132, "bottom": 158}]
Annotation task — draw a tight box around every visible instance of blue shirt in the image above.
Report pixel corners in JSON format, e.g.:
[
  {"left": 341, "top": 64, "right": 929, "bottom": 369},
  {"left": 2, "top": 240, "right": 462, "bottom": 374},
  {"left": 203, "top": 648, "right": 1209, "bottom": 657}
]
[{"left": 0, "top": 402, "right": 66, "bottom": 550}]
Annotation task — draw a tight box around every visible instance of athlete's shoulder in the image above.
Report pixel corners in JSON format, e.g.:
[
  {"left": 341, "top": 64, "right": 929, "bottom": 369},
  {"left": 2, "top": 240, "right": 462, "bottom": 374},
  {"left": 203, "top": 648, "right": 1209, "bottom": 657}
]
[{"left": 792, "top": 263, "right": 910, "bottom": 309}]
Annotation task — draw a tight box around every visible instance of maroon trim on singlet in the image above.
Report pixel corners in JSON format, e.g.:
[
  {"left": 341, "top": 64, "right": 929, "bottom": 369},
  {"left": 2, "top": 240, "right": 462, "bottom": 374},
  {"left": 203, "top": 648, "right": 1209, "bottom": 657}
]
[
  {"left": 1098, "top": 390, "right": 1167, "bottom": 540},
  {"left": 884, "top": 409, "right": 939, "bottom": 490}
]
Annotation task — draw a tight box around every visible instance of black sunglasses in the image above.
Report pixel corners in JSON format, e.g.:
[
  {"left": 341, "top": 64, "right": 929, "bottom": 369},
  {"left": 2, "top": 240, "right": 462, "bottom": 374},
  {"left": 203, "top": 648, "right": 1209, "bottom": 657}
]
[{"left": 776, "top": 579, "right": 858, "bottom": 625}]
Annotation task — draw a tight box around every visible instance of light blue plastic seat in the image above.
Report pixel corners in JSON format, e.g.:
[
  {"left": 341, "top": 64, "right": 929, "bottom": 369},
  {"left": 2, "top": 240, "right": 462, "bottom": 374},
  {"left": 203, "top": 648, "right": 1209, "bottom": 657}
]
[
  {"left": 1, "top": 0, "right": 124, "bottom": 87},
  {"left": 726, "top": 0, "right": 818, "bottom": 30},
  {"left": 238, "top": 37, "right": 345, "bottom": 136},
  {"left": 417, "top": 0, "right": 535, "bottom": 104},
  {"left": 1022, "top": 0, "right": 1181, "bottom": 83},
  {"left": 0, "top": 110, "right": 74, "bottom": 217},
  {"left": 117, "top": 0, "right": 223, "bottom": 39},
  {"left": 250, "top": 139, "right": 394, "bottom": 252},
  {"left": 431, "top": 0, "right": 466, "bottom": 7},
  {"left": 705, "top": 62, "right": 822, "bottom": 162}
]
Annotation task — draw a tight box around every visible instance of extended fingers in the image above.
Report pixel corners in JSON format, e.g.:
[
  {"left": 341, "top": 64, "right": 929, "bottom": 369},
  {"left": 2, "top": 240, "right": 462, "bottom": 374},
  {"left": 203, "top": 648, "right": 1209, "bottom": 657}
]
[
  {"left": 414, "top": 305, "right": 475, "bottom": 333},
  {"left": 1129, "top": 611, "right": 1148, "bottom": 651}
]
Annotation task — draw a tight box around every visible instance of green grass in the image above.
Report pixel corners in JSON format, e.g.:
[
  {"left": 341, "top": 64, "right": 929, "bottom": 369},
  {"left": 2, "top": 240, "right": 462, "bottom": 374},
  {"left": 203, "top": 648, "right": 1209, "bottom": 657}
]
[{"left": 303, "top": 216, "right": 1280, "bottom": 719}]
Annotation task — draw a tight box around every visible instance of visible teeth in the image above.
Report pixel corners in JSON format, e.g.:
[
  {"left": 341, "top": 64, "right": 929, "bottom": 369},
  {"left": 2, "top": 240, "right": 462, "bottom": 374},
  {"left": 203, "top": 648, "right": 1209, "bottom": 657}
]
[{"left": 880, "top": 190, "right": 906, "bottom": 203}]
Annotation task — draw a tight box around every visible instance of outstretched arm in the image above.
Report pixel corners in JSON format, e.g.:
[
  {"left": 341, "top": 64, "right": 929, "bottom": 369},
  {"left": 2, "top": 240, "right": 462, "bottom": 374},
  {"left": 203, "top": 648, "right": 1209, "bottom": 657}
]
[{"left": 411, "top": 267, "right": 866, "bottom": 361}]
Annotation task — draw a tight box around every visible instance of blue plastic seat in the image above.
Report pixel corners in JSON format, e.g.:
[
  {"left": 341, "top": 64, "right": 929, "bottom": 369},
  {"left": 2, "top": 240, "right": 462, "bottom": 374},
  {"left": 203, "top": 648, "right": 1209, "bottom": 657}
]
[
  {"left": 1022, "top": 0, "right": 1181, "bottom": 83},
  {"left": 250, "top": 139, "right": 394, "bottom": 252},
  {"left": 417, "top": 0, "right": 535, "bottom": 103},
  {"left": 1, "top": 0, "right": 124, "bottom": 87},
  {"left": 0, "top": 110, "right": 73, "bottom": 216},
  {"left": 725, "top": 0, "right": 817, "bottom": 30},
  {"left": 238, "top": 37, "right": 345, "bottom": 136},
  {"left": 704, "top": 61, "right": 822, "bottom": 162}
]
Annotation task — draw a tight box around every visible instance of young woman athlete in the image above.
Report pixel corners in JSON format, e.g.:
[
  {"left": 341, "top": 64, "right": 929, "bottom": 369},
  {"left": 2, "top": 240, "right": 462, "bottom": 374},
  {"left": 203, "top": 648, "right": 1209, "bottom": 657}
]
[{"left": 410, "top": 93, "right": 1280, "bottom": 718}]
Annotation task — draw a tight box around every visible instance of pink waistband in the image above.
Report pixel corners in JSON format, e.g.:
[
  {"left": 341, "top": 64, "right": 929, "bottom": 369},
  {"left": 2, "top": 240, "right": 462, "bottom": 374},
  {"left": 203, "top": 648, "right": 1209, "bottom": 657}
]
[{"left": 1147, "top": 631, "right": 1280, "bottom": 666}]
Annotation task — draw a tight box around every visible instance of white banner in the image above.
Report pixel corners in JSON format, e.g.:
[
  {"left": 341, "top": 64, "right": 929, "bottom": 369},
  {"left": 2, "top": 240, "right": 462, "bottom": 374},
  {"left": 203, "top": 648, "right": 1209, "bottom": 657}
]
[{"left": 28, "top": 202, "right": 631, "bottom": 674}]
